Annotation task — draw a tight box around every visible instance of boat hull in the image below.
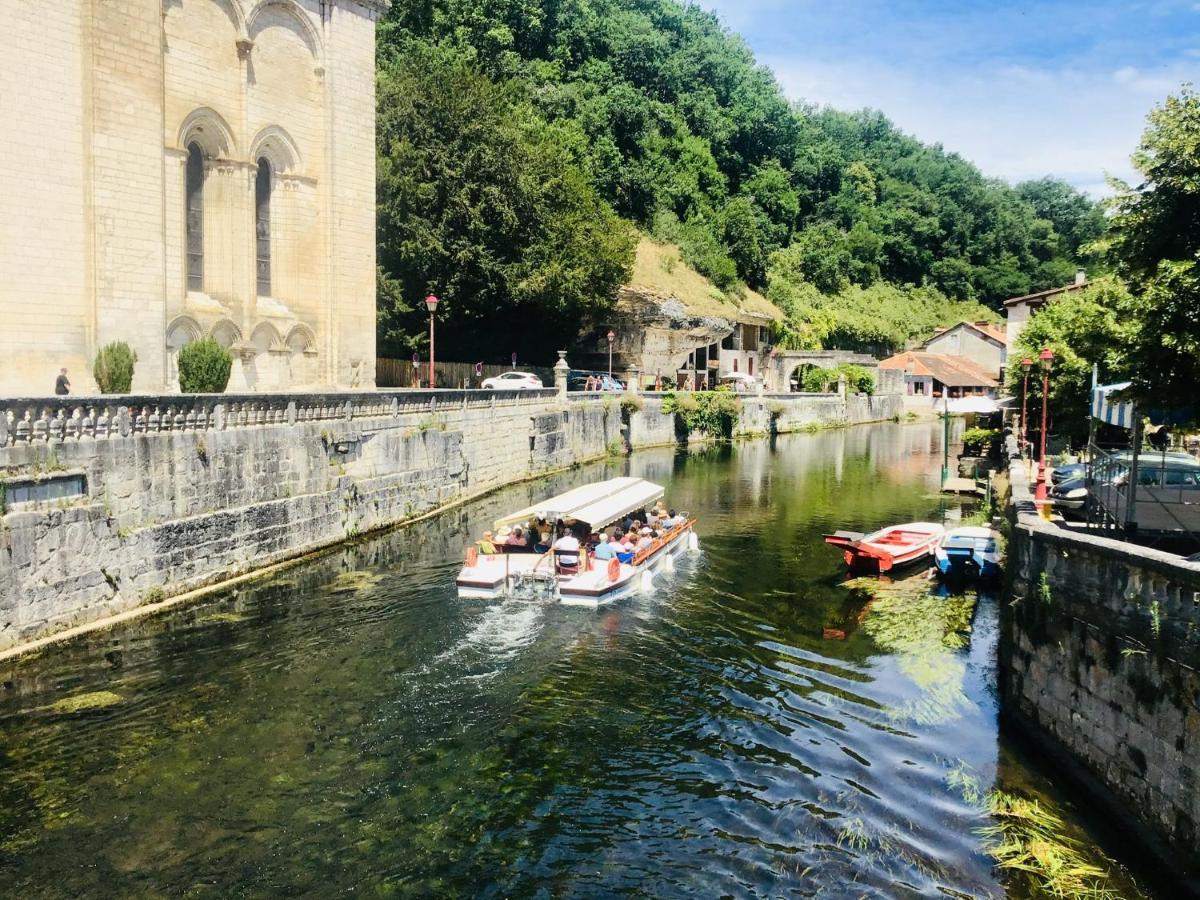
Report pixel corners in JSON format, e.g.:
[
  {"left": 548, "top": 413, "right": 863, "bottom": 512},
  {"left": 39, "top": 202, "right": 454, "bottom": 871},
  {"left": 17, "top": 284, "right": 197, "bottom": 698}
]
[{"left": 824, "top": 523, "right": 945, "bottom": 574}]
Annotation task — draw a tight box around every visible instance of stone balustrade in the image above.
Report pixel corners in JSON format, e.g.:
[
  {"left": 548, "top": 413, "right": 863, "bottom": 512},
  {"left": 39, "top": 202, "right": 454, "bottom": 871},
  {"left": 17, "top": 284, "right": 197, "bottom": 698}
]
[{"left": 0, "top": 389, "right": 558, "bottom": 448}]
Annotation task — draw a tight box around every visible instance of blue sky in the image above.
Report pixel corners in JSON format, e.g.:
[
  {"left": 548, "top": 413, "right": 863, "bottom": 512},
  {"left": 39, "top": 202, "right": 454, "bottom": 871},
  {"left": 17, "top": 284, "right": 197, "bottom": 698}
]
[{"left": 699, "top": 0, "right": 1199, "bottom": 196}]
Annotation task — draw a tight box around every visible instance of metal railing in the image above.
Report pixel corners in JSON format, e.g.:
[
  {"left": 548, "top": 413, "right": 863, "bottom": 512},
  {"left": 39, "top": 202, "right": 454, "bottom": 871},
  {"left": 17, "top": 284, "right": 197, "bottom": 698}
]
[
  {"left": 1087, "top": 445, "right": 1200, "bottom": 545},
  {"left": 0, "top": 389, "right": 558, "bottom": 448}
]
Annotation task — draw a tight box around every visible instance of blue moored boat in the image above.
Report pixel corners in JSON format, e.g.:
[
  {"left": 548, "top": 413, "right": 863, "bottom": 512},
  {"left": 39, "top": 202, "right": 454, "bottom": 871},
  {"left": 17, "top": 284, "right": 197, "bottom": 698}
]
[{"left": 934, "top": 526, "right": 1002, "bottom": 580}]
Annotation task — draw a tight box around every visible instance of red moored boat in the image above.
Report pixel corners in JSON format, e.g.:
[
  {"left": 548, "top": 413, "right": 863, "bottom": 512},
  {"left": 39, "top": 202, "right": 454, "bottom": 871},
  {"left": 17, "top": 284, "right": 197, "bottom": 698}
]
[{"left": 823, "top": 522, "right": 945, "bottom": 573}]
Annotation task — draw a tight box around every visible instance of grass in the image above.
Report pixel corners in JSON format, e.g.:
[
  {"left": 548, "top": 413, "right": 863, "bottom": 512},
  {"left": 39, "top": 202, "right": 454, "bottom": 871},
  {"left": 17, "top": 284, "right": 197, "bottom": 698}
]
[{"left": 978, "top": 792, "right": 1120, "bottom": 899}]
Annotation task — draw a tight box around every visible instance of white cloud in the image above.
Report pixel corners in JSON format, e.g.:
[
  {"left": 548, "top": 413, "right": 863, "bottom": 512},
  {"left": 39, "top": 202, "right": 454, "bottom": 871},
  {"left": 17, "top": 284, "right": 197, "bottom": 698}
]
[{"left": 763, "top": 56, "right": 1195, "bottom": 196}]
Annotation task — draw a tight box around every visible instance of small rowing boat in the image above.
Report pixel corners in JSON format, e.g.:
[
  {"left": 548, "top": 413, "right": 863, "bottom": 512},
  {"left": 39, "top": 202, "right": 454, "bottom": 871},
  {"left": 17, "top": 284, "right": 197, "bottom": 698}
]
[
  {"left": 456, "top": 477, "right": 699, "bottom": 607},
  {"left": 823, "top": 522, "right": 945, "bottom": 573},
  {"left": 934, "top": 526, "right": 1002, "bottom": 580}
]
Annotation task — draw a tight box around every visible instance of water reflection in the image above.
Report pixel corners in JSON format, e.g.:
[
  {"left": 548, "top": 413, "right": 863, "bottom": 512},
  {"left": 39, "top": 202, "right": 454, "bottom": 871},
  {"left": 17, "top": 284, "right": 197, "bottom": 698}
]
[{"left": 0, "top": 423, "right": 1151, "bottom": 898}]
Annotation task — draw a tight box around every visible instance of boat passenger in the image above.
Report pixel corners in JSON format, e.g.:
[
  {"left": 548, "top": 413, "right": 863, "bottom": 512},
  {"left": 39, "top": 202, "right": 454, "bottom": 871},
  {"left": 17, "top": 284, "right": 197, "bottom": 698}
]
[
  {"left": 593, "top": 534, "right": 617, "bottom": 561},
  {"left": 552, "top": 531, "right": 581, "bottom": 570},
  {"left": 647, "top": 508, "right": 661, "bottom": 528},
  {"left": 663, "top": 509, "right": 681, "bottom": 529},
  {"left": 495, "top": 526, "right": 513, "bottom": 548},
  {"left": 507, "top": 527, "right": 528, "bottom": 551},
  {"left": 636, "top": 528, "right": 653, "bottom": 551},
  {"left": 479, "top": 531, "right": 499, "bottom": 555}
]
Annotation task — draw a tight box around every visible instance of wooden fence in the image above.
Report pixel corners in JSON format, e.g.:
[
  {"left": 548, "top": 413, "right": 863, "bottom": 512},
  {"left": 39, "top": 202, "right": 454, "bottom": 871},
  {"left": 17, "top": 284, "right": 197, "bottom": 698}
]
[{"left": 376, "top": 359, "right": 553, "bottom": 390}]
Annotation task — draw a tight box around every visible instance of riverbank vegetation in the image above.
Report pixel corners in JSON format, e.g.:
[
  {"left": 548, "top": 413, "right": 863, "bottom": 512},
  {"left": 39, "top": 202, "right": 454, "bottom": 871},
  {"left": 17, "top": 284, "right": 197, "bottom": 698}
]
[{"left": 375, "top": 0, "right": 1098, "bottom": 359}]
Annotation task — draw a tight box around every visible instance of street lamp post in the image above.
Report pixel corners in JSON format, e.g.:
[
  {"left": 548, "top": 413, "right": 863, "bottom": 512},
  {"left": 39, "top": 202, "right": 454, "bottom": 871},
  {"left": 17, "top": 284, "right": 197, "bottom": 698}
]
[
  {"left": 606, "top": 329, "right": 615, "bottom": 381},
  {"left": 1020, "top": 357, "right": 1033, "bottom": 457},
  {"left": 1034, "top": 347, "right": 1055, "bottom": 501},
  {"left": 425, "top": 294, "right": 439, "bottom": 389}
]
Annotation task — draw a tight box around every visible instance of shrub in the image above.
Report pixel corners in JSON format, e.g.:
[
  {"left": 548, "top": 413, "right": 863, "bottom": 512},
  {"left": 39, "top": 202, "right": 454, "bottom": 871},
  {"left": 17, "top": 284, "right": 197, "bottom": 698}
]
[
  {"left": 663, "top": 390, "right": 740, "bottom": 439},
  {"left": 177, "top": 338, "right": 232, "bottom": 393},
  {"left": 962, "top": 427, "right": 1000, "bottom": 455},
  {"left": 620, "top": 395, "right": 644, "bottom": 415},
  {"left": 93, "top": 342, "right": 137, "bottom": 394},
  {"left": 802, "top": 364, "right": 875, "bottom": 395}
]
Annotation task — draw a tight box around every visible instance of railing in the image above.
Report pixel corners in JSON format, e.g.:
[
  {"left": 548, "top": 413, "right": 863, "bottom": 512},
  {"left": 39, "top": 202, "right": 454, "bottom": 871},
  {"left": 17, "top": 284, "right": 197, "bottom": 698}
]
[{"left": 0, "top": 389, "right": 558, "bottom": 448}]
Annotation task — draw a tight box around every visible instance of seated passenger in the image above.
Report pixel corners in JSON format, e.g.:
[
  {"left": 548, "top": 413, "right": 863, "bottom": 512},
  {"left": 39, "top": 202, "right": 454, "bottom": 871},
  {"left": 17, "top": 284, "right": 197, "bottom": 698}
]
[
  {"left": 495, "top": 526, "right": 513, "bottom": 548},
  {"left": 593, "top": 534, "right": 617, "bottom": 561},
  {"left": 507, "top": 527, "right": 528, "bottom": 550},
  {"left": 663, "top": 509, "right": 681, "bottom": 529},
  {"left": 479, "top": 531, "right": 499, "bottom": 555},
  {"left": 635, "top": 528, "right": 654, "bottom": 551},
  {"left": 552, "top": 531, "right": 581, "bottom": 570}
]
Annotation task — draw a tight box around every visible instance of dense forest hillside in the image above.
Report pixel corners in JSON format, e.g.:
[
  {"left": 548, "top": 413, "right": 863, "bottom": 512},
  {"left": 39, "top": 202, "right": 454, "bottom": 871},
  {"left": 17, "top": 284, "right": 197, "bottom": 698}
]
[{"left": 376, "top": 0, "right": 1101, "bottom": 359}]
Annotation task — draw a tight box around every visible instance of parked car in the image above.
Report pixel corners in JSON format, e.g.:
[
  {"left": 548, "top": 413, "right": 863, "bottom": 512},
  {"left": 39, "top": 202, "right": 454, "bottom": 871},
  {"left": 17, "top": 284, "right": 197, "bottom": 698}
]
[
  {"left": 1051, "top": 457, "right": 1200, "bottom": 516},
  {"left": 482, "top": 371, "right": 544, "bottom": 390},
  {"left": 567, "top": 370, "right": 624, "bottom": 392},
  {"left": 1052, "top": 451, "right": 1198, "bottom": 485}
]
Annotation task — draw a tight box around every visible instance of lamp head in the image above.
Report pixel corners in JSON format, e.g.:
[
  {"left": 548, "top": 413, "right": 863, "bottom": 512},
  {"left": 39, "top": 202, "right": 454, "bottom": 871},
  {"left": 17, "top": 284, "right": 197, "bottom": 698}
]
[
  {"left": 1021, "top": 357, "right": 1033, "bottom": 373},
  {"left": 606, "top": 329, "right": 615, "bottom": 344},
  {"left": 425, "top": 294, "right": 440, "bottom": 314},
  {"left": 1039, "top": 347, "right": 1054, "bottom": 373}
]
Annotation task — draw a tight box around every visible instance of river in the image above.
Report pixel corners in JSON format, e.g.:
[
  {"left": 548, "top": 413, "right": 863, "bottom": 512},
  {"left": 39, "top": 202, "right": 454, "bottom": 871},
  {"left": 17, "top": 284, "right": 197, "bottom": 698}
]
[{"left": 0, "top": 423, "right": 1154, "bottom": 897}]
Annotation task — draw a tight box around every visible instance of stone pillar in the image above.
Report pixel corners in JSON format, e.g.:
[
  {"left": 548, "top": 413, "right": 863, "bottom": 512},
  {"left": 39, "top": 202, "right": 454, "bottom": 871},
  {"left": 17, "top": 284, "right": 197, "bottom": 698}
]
[
  {"left": 554, "top": 350, "right": 570, "bottom": 402},
  {"left": 625, "top": 366, "right": 640, "bottom": 394}
]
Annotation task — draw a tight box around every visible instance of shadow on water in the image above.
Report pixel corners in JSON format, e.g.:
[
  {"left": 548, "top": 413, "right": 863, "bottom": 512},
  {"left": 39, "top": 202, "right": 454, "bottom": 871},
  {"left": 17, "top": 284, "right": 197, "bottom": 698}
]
[{"left": 0, "top": 423, "right": 1156, "bottom": 898}]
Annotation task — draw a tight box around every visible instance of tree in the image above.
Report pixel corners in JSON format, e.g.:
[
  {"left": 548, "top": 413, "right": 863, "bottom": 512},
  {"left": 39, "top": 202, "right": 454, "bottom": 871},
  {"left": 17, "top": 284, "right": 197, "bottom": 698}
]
[
  {"left": 1105, "top": 87, "right": 1200, "bottom": 413},
  {"left": 375, "top": 45, "right": 634, "bottom": 361},
  {"left": 93, "top": 342, "right": 137, "bottom": 394},
  {"left": 1004, "top": 280, "right": 1132, "bottom": 443}
]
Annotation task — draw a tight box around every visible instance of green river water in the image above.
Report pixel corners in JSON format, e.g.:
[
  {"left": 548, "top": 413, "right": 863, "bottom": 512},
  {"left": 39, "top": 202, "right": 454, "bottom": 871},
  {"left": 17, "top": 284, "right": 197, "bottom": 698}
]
[{"left": 0, "top": 424, "right": 1157, "bottom": 897}]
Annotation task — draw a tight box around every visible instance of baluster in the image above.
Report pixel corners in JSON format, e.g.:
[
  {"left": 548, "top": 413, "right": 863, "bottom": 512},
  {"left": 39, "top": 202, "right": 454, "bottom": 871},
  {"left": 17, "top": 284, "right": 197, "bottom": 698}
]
[
  {"left": 173, "top": 405, "right": 186, "bottom": 431},
  {"left": 95, "top": 406, "right": 110, "bottom": 439},
  {"left": 0, "top": 408, "right": 8, "bottom": 448},
  {"left": 81, "top": 406, "right": 96, "bottom": 439},
  {"left": 32, "top": 406, "right": 50, "bottom": 442},
  {"left": 184, "top": 404, "right": 198, "bottom": 431},
  {"left": 15, "top": 409, "right": 32, "bottom": 443},
  {"left": 147, "top": 405, "right": 162, "bottom": 433},
  {"left": 65, "top": 407, "right": 82, "bottom": 440}
]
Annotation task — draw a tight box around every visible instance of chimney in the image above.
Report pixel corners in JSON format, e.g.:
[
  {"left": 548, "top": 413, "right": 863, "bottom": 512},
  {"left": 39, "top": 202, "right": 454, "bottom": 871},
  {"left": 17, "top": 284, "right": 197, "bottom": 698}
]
[{"left": 1075, "top": 269, "right": 1086, "bottom": 286}]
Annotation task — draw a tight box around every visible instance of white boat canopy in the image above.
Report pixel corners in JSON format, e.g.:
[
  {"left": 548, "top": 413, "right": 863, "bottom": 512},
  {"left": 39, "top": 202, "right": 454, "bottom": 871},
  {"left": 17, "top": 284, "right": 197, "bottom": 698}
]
[
  {"left": 494, "top": 477, "right": 665, "bottom": 532},
  {"left": 947, "top": 396, "right": 1000, "bottom": 415}
]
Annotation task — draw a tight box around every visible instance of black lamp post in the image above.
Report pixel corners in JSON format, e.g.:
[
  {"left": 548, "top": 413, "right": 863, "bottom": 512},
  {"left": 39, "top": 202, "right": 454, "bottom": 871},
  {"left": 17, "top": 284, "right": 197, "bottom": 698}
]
[
  {"left": 1020, "top": 356, "right": 1033, "bottom": 457},
  {"left": 425, "top": 294, "right": 439, "bottom": 389},
  {"left": 1035, "top": 347, "right": 1055, "bottom": 501}
]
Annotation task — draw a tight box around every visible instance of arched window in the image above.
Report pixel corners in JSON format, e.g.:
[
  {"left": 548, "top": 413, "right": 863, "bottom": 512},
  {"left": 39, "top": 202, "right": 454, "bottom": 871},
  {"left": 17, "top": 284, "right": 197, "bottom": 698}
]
[
  {"left": 185, "top": 143, "right": 205, "bottom": 291},
  {"left": 255, "top": 158, "right": 272, "bottom": 297}
]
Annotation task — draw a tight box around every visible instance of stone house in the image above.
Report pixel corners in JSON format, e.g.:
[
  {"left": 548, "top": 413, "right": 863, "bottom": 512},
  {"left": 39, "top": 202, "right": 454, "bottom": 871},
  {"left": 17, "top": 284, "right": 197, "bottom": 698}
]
[
  {"left": 880, "top": 351, "right": 1000, "bottom": 400},
  {"left": 0, "top": 0, "right": 386, "bottom": 395},
  {"left": 921, "top": 321, "right": 1008, "bottom": 379},
  {"left": 1004, "top": 270, "right": 1089, "bottom": 358}
]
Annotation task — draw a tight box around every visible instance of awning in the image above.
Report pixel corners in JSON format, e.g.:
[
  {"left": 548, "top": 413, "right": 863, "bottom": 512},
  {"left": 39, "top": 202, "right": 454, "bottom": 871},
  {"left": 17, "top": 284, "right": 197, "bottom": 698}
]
[
  {"left": 946, "top": 396, "right": 1000, "bottom": 414},
  {"left": 1092, "top": 382, "right": 1135, "bottom": 429},
  {"left": 494, "top": 477, "right": 665, "bottom": 531}
]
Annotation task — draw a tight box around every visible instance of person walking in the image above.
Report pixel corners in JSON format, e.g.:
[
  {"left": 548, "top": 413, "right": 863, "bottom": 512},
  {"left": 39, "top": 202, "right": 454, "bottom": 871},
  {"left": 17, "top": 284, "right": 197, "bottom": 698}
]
[{"left": 54, "top": 368, "right": 71, "bottom": 395}]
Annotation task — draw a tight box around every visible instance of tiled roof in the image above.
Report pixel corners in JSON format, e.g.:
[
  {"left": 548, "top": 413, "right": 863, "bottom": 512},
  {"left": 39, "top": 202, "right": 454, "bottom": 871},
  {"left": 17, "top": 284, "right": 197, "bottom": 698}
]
[
  {"left": 1003, "top": 280, "right": 1089, "bottom": 307},
  {"left": 924, "top": 320, "right": 1006, "bottom": 347},
  {"left": 879, "top": 351, "right": 999, "bottom": 388}
]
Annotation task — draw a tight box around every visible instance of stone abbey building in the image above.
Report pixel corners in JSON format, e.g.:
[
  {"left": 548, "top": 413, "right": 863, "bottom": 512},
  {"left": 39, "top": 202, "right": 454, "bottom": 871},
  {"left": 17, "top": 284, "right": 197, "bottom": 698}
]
[{"left": 0, "top": 0, "right": 385, "bottom": 395}]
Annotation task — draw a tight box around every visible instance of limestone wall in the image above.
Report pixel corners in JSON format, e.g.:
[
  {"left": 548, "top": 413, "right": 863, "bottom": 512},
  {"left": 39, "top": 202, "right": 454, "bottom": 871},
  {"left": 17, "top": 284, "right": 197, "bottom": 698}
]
[{"left": 1003, "top": 458, "right": 1200, "bottom": 880}]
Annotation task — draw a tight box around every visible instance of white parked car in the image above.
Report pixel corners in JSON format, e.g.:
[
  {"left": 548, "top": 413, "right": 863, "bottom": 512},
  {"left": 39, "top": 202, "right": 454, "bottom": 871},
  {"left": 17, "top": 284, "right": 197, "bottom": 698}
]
[{"left": 482, "top": 371, "right": 544, "bottom": 390}]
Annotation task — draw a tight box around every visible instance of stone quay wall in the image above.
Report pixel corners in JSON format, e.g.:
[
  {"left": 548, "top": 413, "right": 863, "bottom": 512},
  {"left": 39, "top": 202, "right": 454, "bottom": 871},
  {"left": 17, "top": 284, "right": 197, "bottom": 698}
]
[
  {"left": 0, "top": 387, "right": 900, "bottom": 654},
  {"left": 1002, "top": 457, "right": 1200, "bottom": 883}
]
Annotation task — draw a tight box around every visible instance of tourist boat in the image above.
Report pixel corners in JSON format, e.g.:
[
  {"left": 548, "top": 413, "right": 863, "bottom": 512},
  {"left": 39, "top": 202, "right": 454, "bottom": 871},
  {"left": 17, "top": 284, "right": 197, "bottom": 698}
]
[
  {"left": 823, "top": 522, "right": 945, "bottom": 573},
  {"left": 455, "top": 477, "right": 698, "bottom": 607},
  {"left": 933, "top": 526, "right": 1002, "bottom": 580}
]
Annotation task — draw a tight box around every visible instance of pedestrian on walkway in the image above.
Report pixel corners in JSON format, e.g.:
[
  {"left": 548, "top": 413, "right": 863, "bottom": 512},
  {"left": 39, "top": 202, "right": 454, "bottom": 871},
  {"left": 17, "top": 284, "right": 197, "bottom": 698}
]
[{"left": 54, "top": 368, "right": 71, "bottom": 395}]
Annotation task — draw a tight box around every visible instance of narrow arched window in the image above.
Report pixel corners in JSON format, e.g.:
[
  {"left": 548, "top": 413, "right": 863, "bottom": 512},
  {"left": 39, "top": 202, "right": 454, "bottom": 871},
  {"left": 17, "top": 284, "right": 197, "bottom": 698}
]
[
  {"left": 255, "top": 158, "right": 272, "bottom": 297},
  {"left": 185, "top": 143, "right": 205, "bottom": 291}
]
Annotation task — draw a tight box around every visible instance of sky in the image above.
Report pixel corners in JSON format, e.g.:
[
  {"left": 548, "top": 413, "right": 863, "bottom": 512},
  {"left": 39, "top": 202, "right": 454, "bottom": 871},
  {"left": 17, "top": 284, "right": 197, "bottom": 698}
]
[{"left": 699, "top": 0, "right": 1199, "bottom": 197}]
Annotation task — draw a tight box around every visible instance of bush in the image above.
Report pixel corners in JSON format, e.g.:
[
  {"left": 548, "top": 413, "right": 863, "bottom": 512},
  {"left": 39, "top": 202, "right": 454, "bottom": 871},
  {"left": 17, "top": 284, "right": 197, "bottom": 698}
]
[
  {"left": 620, "top": 395, "right": 644, "bottom": 415},
  {"left": 93, "top": 342, "right": 137, "bottom": 394},
  {"left": 800, "top": 363, "right": 875, "bottom": 395},
  {"left": 177, "top": 338, "right": 233, "bottom": 393},
  {"left": 962, "top": 426, "right": 1000, "bottom": 455},
  {"left": 663, "top": 390, "right": 740, "bottom": 439}
]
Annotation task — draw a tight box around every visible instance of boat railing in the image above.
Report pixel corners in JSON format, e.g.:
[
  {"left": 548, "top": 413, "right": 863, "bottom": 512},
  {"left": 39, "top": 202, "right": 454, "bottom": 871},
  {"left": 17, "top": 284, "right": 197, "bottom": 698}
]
[{"left": 632, "top": 519, "right": 696, "bottom": 567}]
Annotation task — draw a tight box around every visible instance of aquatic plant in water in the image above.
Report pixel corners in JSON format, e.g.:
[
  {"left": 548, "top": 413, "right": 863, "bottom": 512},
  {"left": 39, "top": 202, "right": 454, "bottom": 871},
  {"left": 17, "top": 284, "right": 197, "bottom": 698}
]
[{"left": 48, "top": 691, "right": 124, "bottom": 714}]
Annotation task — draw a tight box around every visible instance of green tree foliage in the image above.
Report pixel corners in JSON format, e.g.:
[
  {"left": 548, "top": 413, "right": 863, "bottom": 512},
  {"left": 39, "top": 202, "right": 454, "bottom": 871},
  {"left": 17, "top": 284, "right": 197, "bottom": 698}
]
[
  {"left": 92, "top": 342, "right": 137, "bottom": 394},
  {"left": 1105, "top": 87, "right": 1200, "bottom": 412},
  {"left": 767, "top": 249, "right": 999, "bottom": 356},
  {"left": 374, "top": 0, "right": 1097, "bottom": 357},
  {"left": 800, "top": 363, "right": 875, "bottom": 395},
  {"left": 177, "top": 338, "right": 232, "bottom": 394},
  {"left": 1004, "top": 279, "right": 1132, "bottom": 442},
  {"left": 375, "top": 43, "right": 635, "bottom": 361}
]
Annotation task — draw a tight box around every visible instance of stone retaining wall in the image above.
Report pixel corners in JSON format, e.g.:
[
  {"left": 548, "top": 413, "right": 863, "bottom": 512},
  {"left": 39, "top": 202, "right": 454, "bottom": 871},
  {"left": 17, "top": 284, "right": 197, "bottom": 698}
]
[
  {"left": 0, "top": 388, "right": 899, "bottom": 654},
  {"left": 1003, "top": 457, "right": 1200, "bottom": 884}
]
